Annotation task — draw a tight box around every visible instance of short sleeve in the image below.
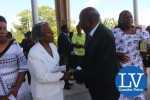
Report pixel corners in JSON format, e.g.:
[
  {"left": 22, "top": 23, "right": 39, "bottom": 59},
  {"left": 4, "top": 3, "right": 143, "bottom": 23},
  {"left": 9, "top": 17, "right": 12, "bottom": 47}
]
[
  {"left": 138, "top": 30, "right": 150, "bottom": 40},
  {"left": 112, "top": 28, "right": 127, "bottom": 53}
]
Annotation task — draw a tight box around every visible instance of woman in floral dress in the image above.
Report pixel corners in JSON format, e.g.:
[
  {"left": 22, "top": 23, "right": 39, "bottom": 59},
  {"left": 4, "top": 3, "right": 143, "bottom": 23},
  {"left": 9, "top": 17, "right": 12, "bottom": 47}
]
[{"left": 112, "top": 10, "right": 150, "bottom": 100}]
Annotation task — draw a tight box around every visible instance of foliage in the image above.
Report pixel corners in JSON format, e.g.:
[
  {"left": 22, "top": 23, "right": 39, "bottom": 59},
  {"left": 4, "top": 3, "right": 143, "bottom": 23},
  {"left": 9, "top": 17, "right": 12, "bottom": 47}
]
[
  {"left": 12, "top": 5, "right": 57, "bottom": 43},
  {"left": 12, "top": 6, "right": 118, "bottom": 43},
  {"left": 103, "top": 18, "right": 118, "bottom": 29}
]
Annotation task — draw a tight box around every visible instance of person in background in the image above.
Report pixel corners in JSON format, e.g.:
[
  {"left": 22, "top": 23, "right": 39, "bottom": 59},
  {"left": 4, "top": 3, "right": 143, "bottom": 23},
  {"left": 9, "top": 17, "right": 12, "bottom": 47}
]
[
  {"left": 20, "top": 31, "right": 34, "bottom": 85},
  {"left": 0, "top": 16, "right": 28, "bottom": 100},
  {"left": 20, "top": 31, "right": 34, "bottom": 58},
  {"left": 28, "top": 22, "right": 70, "bottom": 100},
  {"left": 7, "top": 31, "right": 13, "bottom": 40},
  {"left": 71, "top": 24, "right": 85, "bottom": 69},
  {"left": 112, "top": 10, "right": 150, "bottom": 100},
  {"left": 58, "top": 25, "right": 73, "bottom": 89},
  {"left": 69, "top": 31, "right": 73, "bottom": 41},
  {"left": 146, "top": 26, "right": 150, "bottom": 34},
  {"left": 146, "top": 26, "right": 150, "bottom": 55},
  {"left": 74, "top": 7, "right": 120, "bottom": 100},
  {"left": 146, "top": 26, "right": 150, "bottom": 96}
]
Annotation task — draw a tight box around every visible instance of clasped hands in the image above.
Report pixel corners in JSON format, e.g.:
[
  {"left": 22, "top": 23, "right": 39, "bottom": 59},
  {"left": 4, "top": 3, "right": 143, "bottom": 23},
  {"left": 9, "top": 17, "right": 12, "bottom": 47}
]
[{"left": 60, "top": 70, "right": 75, "bottom": 80}]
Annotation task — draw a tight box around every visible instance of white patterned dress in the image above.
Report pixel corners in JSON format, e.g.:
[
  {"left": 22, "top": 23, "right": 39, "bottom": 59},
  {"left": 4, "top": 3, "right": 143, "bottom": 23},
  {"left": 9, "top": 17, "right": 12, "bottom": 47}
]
[
  {"left": 0, "top": 40, "right": 28, "bottom": 99},
  {"left": 112, "top": 28, "right": 150, "bottom": 100}
]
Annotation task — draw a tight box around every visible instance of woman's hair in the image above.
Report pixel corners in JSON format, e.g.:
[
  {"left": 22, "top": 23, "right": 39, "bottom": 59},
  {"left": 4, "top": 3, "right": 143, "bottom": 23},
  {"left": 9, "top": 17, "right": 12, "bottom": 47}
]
[
  {"left": 0, "top": 16, "right": 7, "bottom": 23},
  {"left": 32, "top": 22, "right": 47, "bottom": 42},
  {"left": 25, "top": 31, "right": 31, "bottom": 38}
]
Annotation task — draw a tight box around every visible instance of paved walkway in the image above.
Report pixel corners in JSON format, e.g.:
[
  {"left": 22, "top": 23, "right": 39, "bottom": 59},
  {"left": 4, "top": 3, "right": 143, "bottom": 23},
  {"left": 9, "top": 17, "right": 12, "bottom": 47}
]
[
  {"left": 24, "top": 68, "right": 150, "bottom": 100},
  {"left": 64, "top": 84, "right": 91, "bottom": 100},
  {"left": 64, "top": 83, "right": 150, "bottom": 100},
  {"left": 64, "top": 69, "right": 150, "bottom": 100}
]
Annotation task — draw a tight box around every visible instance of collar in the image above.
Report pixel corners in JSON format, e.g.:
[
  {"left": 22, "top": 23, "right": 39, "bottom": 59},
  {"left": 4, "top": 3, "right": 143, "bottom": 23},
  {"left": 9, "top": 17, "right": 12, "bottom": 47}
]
[
  {"left": 89, "top": 22, "right": 100, "bottom": 37},
  {"left": 62, "top": 32, "right": 68, "bottom": 36}
]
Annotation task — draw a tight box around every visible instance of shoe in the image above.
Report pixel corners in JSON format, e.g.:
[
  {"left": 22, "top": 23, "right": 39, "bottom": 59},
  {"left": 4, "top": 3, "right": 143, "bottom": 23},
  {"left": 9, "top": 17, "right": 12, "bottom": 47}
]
[{"left": 64, "top": 83, "right": 72, "bottom": 90}]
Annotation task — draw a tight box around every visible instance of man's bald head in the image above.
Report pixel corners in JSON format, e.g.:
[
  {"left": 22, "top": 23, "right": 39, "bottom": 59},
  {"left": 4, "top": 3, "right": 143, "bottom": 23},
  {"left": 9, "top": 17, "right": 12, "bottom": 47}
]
[
  {"left": 79, "top": 7, "right": 100, "bottom": 33},
  {"left": 80, "top": 7, "right": 100, "bottom": 23}
]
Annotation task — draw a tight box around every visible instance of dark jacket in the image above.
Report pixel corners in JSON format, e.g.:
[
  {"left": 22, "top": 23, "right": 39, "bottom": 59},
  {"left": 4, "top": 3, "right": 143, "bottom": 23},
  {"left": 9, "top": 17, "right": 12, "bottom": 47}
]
[
  {"left": 58, "top": 32, "right": 72, "bottom": 56},
  {"left": 74, "top": 24, "right": 120, "bottom": 100}
]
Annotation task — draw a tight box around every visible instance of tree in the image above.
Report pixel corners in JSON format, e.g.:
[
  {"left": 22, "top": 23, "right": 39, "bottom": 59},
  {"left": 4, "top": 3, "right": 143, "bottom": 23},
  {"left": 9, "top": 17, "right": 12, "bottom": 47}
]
[
  {"left": 38, "top": 6, "right": 57, "bottom": 42},
  {"left": 12, "top": 5, "right": 57, "bottom": 43},
  {"left": 38, "top": 6, "right": 56, "bottom": 28},
  {"left": 103, "top": 18, "right": 118, "bottom": 29},
  {"left": 12, "top": 9, "right": 32, "bottom": 42}
]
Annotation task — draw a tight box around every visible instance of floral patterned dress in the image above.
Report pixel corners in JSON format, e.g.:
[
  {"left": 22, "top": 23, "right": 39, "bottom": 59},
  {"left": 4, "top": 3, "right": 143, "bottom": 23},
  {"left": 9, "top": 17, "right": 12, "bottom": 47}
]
[{"left": 112, "top": 27, "right": 150, "bottom": 100}]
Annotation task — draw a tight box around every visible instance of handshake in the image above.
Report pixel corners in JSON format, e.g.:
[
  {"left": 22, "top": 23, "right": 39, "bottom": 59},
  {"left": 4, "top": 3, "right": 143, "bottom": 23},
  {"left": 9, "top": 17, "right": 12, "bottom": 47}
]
[
  {"left": 60, "top": 66, "right": 82, "bottom": 81},
  {"left": 60, "top": 69, "right": 75, "bottom": 81}
]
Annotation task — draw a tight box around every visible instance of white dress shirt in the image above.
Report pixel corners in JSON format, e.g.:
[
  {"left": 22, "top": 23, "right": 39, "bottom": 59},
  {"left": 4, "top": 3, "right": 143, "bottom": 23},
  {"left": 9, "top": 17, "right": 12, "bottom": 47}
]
[{"left": 89, "top": 22, "right": 100, "bottom": 37}]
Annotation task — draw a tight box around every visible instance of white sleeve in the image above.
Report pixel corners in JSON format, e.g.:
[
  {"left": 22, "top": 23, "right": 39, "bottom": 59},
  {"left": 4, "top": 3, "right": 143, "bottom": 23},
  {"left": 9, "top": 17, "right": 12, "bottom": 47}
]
[{"left": 28, "top": 51, "right": 64, "bottom": 83}]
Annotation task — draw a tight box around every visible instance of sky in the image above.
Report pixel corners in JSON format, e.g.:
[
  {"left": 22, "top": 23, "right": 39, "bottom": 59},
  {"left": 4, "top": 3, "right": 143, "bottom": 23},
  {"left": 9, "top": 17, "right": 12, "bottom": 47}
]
[{"left": 0, "top": 0, "right": 150, "bottom": 30}]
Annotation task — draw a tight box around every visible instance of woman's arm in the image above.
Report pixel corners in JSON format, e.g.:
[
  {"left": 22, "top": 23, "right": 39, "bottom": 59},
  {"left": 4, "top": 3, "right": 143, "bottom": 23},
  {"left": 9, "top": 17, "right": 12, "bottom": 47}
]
[{"left": 116, "top": 52, "right": 129, "bottom": 63}]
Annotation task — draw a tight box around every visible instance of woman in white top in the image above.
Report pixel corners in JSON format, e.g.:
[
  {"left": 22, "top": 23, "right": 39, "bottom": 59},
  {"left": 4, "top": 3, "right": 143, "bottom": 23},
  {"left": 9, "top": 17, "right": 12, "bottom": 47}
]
[{"left": 28, "top": 22, "right": 68, "bottom": 100}]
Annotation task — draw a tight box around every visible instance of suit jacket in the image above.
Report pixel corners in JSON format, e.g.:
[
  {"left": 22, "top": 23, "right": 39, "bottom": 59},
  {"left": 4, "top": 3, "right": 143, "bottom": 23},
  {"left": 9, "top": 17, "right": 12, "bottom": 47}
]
[
  {"left": 58, "top": 32, "right": 72, "bottom": 56},
  {"left": 75, "top": 24, "right": 120, "bottom": 87},
  {"left": 28, "top": 42, "right": 64, "bottom": 99}
]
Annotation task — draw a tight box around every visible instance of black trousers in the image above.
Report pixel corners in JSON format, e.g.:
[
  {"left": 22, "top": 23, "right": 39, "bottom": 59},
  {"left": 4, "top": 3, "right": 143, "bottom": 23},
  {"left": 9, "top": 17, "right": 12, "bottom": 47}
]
[
  {"left": 70, "top": 55, "right": 84, "bottom": 69},
  {"left": 87, "top": 82, "right": 119, "bottom": 100}
]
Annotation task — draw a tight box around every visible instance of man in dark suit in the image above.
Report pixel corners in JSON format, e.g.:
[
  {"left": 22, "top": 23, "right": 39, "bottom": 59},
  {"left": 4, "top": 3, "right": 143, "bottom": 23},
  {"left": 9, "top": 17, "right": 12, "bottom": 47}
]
[
  {"left": 74, "top": 7, "right": 120, "bottom": 100},
  {"left": 58, "top": 25, "right": 72, "bottom": 60}
]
